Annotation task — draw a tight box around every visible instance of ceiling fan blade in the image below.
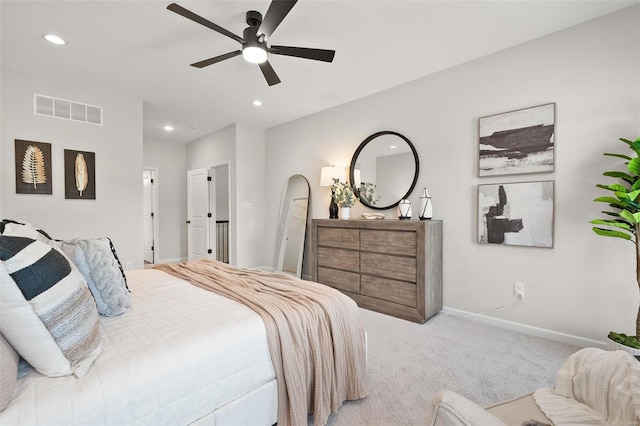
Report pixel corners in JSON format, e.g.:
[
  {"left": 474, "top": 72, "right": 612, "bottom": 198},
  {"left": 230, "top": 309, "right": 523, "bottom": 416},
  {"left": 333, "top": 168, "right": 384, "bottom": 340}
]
[
  {"left": 190, "top": 50, "right": 242, "bottom": 68},
  {"left": 269, "top": 45, "right": 335, "bottom": 63},
  {"left": 259, "top": 0, "right": 297, "bottom": 39},
  {"left": 259, "top": 61, "right": 281, "bottom": 86},
  {"left": 167, "top": 3, "right": 244, "bottom": 44}
]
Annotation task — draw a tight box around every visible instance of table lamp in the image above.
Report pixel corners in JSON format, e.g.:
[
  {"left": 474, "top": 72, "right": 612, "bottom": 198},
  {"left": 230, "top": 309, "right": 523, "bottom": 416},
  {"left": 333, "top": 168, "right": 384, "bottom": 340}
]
[{"left": 320, "top": 166, "right": 346, "bottom": 219}]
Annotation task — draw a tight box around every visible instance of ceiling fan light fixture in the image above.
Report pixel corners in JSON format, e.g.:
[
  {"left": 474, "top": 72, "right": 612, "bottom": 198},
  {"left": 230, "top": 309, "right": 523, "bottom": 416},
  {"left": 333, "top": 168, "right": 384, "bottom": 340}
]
[{"left": 242, "top": 45, "right": 267, "bottom": 64}]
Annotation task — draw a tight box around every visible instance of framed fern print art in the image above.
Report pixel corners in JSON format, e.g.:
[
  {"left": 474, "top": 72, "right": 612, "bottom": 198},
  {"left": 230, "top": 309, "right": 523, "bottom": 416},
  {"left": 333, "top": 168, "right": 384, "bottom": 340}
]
[
  {"left": 15, "top": 139, "right": 52, "bottom": 195},
  {"left": 64, "top": 149, "right": 95, "bottom": 199}
]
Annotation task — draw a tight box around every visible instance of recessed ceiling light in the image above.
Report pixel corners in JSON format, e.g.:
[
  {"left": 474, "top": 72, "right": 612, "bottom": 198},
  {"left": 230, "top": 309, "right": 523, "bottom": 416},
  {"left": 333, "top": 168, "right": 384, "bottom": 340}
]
[
  {"left": 43, "top": 34, "right": 67, "bottom": 45},
  {"left": 163, "top": 125, "right": 174, "bottom": 132},
  {"left": 252, "top": 100, "right": 263, "bottom": 107},
  {"left": 390, "top": 145, "right": 397, "bottom": 149}
]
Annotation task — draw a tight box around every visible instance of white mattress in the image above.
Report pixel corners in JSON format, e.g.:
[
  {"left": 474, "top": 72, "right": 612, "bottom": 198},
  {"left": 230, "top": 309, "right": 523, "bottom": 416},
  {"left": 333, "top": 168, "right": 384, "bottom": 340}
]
[{"left": 1, "top": 269, "right": 275, "bottom": 425}]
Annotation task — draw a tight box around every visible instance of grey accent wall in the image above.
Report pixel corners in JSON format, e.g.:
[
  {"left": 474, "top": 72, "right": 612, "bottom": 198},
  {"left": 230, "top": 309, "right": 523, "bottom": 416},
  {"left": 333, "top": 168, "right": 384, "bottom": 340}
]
[{"left": 265, "top": 7, "right": 640, "bottom": 342}]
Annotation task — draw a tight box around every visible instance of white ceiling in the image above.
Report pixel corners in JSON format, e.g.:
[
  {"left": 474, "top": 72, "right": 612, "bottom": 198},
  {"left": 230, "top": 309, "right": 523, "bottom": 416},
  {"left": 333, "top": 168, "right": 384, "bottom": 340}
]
[{"left": 2, "top": 0, "right": 636, "bottom": 144}]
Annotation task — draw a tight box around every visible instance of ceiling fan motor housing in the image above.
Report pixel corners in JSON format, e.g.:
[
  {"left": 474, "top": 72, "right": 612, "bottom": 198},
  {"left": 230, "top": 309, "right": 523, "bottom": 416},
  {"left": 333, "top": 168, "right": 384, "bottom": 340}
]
[{"left": 246, "top": 10, "right": 262, "bottom": 27}]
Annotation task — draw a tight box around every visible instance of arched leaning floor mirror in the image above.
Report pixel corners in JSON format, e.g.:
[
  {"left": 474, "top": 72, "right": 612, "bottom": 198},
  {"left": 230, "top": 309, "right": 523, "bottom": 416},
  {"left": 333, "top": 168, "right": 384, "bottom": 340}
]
[{"left": 274, "top": 174, "right": 310, "bottom": 278}]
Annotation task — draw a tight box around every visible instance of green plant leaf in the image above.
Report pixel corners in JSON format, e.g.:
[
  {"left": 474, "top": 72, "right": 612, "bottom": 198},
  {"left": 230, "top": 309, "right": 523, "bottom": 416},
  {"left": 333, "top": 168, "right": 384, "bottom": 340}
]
[
  {"left": 616, "top": 189, "right": 640, "bottom": 201},
  {"left": 603, "top": 171, "right": 635, "bottom": 183},
  {"left": 601, "top": 211, "right": 621, "bottom": 217},
  {"left": 597, "top": 183, "right": 627, "bottom": 192},
  {"left": 592, "top": 227, "right": 633, "bottom": 240},
  {"left": 604, "top": 152, "right": 632, "bottom": 161},
  {"left": 594, "top": 196, "right": 626, "bottom": 209},
  {"left": 621, "top": 138, "right": 633, "bottom": 146},
  {"left": 619, "top": 210, "right": 638, "bottom": 224},
  {"left": 631, "top": 140, "right": 640, "bottom": 155},
  {"left": 629, "top": 158, "right": 640, "bottom": 176},
  {"left": 590, "top": 219, "right": 632, "bottom": 229}
]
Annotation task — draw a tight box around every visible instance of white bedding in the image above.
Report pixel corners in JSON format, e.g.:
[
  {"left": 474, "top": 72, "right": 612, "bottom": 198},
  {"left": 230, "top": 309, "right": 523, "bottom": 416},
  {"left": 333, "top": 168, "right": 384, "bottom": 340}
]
[{"left": 0, "top": 269, "right": 275, "bottom": 425}]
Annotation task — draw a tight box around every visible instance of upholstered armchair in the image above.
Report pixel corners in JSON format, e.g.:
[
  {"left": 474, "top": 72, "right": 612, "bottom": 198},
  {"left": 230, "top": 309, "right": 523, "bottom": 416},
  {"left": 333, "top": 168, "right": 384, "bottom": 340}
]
[{"left": 428, "top": 347, "right": 640, "bottom": 426}]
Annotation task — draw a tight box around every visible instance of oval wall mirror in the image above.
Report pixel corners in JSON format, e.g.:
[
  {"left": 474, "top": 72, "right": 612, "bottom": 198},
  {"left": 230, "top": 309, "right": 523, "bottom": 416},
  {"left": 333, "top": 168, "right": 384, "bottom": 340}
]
[
  {"left": 274, "top": 174, "right": 310, "bottom": 278},
  {"left": 349, "top": 131, "right": 420, "bottom": 210}
]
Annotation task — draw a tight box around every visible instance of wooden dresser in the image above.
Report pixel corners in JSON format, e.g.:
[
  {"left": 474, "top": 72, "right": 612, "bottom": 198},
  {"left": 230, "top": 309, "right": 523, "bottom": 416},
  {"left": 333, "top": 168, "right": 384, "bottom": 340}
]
[{"left": 311, "top": 219, "right": 442, "bottom": 323}]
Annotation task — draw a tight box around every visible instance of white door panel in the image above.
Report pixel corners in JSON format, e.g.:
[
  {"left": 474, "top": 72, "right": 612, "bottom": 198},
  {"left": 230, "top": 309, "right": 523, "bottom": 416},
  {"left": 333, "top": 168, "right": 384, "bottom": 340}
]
[{"left": 187, "top": 168, "right": 210, "bottom": 261}]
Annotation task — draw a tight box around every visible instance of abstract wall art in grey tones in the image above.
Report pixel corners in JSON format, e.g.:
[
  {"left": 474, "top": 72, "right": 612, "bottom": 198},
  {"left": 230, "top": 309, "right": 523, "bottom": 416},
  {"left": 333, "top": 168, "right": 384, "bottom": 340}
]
[
  {"left": 478, "top": 103, "right": 555, "bottom": 177},
  {"left": 478, "top": 180, "right": 554, "bottom": 248}
]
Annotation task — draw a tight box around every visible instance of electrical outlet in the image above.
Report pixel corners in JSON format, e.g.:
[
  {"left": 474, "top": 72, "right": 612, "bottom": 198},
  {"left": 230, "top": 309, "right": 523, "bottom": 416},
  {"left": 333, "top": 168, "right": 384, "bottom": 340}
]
[
  {"left": 513, "top": 282, "right": 525, "bottom": 298},
  {"left": 126, "top": 261, "right": 133, "bottom": 271}
]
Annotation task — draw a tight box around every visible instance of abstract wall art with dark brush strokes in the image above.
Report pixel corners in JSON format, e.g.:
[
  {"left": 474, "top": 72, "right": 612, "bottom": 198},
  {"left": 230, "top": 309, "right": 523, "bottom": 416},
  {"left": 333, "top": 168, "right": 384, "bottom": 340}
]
[
  {"left": 478, "top": 103, "right": 555, "bottom": 177},
  {"left": 15, "top": 139, "right": 52, "bottom": 195},
  {"left": 478, "top": 180, "right": 554, "bottom": 248},
  {"left": 64, "top": 149, "right": 96, "bottom": 200}
]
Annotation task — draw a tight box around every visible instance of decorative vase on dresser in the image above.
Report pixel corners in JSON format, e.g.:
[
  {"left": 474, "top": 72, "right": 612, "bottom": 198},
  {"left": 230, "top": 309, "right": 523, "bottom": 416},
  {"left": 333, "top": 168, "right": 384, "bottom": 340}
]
[{"left": 311, "top": 218, "right": 443, "bottom": 323}]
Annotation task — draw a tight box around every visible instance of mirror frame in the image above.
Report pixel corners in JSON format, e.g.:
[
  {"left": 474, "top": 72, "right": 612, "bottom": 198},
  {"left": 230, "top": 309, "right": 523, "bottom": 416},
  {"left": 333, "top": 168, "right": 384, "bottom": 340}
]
[
  {"left": 349, "top": 131, "right": 420, "bottom": 210},
  {"left": 274, "top": 174, "right": 310, "bottom": 278}
]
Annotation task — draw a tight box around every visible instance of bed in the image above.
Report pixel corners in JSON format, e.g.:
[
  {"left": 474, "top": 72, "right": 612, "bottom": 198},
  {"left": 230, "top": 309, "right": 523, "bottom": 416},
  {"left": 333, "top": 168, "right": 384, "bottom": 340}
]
[{"left": 0, "top": 220, "right": 368, "bottom": 426}]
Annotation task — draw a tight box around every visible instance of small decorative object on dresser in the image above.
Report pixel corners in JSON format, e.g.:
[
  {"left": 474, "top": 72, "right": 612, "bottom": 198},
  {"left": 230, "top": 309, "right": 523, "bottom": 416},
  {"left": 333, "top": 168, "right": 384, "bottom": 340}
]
[
  {"left": 398, "top": 199, "right": 412, "bottom": 219},
  {"left": 311, "top": 219, "right": 443, "bottom": 323},
  {"left": 331, "top": 178, "right": 355, "bottom": 220},
  {"left": 419, "top": 188, "right": 433, "bottom": 220}
]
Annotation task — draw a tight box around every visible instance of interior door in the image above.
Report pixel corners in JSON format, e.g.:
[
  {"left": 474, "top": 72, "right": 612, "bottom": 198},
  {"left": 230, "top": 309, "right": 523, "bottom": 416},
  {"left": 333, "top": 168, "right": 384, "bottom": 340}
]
[
  {"left": 187, "top": 168, "right": 210, "bottom": 261},
  {"left": 142, "top": 170, "right": 154, "bottom": 263}
]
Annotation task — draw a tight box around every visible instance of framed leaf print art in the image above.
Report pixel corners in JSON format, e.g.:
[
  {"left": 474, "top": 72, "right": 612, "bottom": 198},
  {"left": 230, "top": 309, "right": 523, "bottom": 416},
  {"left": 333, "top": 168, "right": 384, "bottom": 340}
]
[
  {"left": 64, "top": 149, "right": 96, "bottom": 199},
  {"left": 15, "top": 139, "right": 52, "bottom": 195}
]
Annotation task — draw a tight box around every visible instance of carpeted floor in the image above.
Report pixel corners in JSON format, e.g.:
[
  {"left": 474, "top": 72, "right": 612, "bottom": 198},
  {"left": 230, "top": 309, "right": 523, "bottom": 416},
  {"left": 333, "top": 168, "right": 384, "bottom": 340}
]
[{"left": 315, "top": 309, "right": 580, "bottom": 425}]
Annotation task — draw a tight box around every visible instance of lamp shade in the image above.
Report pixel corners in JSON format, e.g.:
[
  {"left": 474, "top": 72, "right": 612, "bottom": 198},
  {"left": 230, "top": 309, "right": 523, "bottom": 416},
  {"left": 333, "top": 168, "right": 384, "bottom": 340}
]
[{"left": 320, "top": 166, "right": 347, "bottom": 186}]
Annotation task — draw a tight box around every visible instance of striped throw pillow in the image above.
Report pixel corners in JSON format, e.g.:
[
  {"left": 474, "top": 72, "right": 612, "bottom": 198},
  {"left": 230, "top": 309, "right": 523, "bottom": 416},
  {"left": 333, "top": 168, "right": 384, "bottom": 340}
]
[{"left": 0, "top": 235, "right": 101, "bottom": 377}]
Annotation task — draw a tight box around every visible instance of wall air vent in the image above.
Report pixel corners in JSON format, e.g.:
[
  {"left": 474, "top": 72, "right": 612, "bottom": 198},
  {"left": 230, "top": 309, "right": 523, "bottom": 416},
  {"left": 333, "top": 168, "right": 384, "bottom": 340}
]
[{"left": 34, "top": 94, "right": 103, "bottom": 126}]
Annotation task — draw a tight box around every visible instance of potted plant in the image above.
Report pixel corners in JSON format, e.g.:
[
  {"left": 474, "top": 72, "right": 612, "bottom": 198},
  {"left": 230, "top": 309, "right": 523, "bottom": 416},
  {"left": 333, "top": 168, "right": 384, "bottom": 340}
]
[
  {"left": 591, "top": 136, "right": 640, "bottom": 355},
  {"left": 331, "top": 178, "right": 356, "bottom": 219}
]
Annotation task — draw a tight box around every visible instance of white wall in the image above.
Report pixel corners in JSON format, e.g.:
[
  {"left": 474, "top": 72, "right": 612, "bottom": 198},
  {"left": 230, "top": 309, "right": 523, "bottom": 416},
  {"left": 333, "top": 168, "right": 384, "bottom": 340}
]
[
  {"left": 1, "top": 67, "right": 144, "bottom": 268},
  {"left": 265, "top": 6, "right": 640, "bottom": 343},
  {"left": 235, "top": 123, "right": 266, "bottom": 268},
  {"left": 186, "top": 123, "right": 266, "bottom": 268},
  {"left": 143, "top": 138, "right": 187, "bottom": 263}
]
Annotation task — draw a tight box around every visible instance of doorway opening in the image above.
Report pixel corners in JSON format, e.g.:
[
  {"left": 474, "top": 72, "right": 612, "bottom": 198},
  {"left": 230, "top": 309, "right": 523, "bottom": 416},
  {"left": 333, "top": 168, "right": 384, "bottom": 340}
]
[
  {"left": 186, "top": 163, "right": 230, "bottom": 263},
  {"left": 143, "top": 168, "right": 158, "bottom": 264}
]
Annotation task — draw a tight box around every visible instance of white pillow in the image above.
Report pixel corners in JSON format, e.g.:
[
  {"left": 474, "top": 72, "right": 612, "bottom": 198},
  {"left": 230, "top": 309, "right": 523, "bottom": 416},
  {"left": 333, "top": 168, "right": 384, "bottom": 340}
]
[
  {"left": 0, "top": 334, "right": 19, "bottom": 411},
  {"left": 0, "top": 235, "right": 101, "bottom": 378},
  {"left": 54, "top": 237, "right": 131, "bottom": 316}
]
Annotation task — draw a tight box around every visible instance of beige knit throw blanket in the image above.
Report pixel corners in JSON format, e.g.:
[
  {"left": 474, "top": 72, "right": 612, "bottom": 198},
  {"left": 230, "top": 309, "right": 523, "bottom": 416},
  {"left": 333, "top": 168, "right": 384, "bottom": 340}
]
[
  {"left": 153, "top": 260, "right": 368, "bottom": 426},
  {"left": 533, "top": 347, "right": 640, "bottom": 425}
]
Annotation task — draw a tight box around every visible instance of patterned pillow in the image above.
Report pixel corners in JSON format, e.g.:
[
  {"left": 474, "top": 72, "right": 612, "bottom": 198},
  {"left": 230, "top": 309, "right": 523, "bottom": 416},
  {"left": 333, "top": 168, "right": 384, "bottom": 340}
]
[
  {"left": 0, "top": 219, "right": 51, "bottom": 242},
  {"left": 0, "top": 235, "right": 101, "bottom": 377},
  {"left": 0, "top": 334, "right": 18, "bottom": 411},
  {"left": 55, "top": 237, "right": 131, "bottom": 316}
]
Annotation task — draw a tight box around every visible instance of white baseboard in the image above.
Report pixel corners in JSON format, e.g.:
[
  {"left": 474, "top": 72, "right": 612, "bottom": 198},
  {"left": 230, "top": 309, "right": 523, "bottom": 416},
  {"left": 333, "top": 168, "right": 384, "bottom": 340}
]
[
  {"left": 442, "top": 307, "right": 606, "bottom": 349},
  {"left": 155, "top": 257, "right": 187, "bottom": 264}
]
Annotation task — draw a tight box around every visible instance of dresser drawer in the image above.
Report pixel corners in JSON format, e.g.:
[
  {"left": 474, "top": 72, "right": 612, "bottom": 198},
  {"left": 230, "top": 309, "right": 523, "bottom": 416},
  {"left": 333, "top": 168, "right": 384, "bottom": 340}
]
[
  {"left": 318, "top": 267, "right": 360, "bottom": 293},
  {"left": 361, "top": 230, "right": 416, "bottom": 256},
  {"left": 318, "top": 227, "right": 359, "bottom": 250},
  {"left": 360, "top": 252, "right": 416, "bottom": 283},
  {"left": 317, "top": 247, "right": 359, "bottom": 272},
  {"left": 361, "top": 275, "right": 417, "bottom": 308}
]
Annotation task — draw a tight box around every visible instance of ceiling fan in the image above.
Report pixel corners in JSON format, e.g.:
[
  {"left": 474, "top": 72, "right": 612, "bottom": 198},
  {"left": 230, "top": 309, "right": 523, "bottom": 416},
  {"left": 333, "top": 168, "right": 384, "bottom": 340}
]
[{"left": 167, "top": 1, "right": 336, "bottom": 86}]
